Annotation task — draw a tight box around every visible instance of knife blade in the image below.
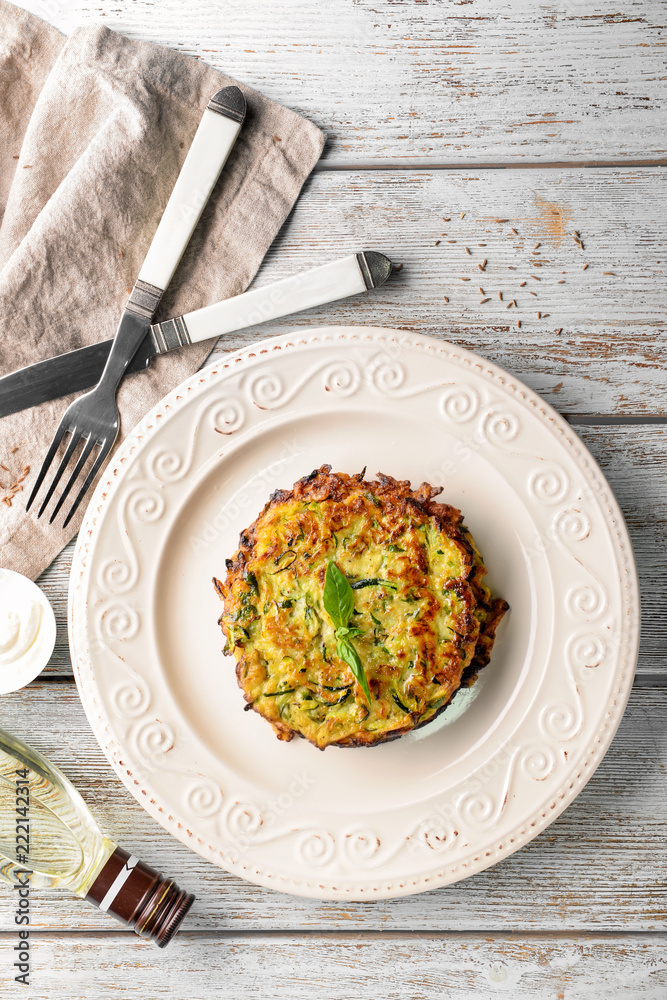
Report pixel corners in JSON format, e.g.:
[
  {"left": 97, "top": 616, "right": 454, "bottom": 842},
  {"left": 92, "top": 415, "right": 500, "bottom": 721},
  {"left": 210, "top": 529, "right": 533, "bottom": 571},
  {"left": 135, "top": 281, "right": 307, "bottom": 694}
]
[
  {"left": 0, "top": 334, "right": 154, "bottom": 416},
  {"left": 0, "top": 251, "right": 394, "bottom": 420}
]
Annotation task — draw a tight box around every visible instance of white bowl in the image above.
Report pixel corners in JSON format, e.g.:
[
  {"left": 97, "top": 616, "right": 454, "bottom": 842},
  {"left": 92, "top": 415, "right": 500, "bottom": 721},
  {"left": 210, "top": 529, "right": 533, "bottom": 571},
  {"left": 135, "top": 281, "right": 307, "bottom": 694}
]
[{"left": 0, "top": 569, "right": 56, "bottom": 693}]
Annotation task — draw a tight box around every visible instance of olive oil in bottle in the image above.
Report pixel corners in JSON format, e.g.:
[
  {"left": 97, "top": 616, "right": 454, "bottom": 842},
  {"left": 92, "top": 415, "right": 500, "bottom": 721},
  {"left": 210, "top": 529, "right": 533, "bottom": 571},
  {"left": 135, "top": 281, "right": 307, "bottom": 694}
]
[{"left": 0, "top": 726, "right": 194, "bottom": 947}]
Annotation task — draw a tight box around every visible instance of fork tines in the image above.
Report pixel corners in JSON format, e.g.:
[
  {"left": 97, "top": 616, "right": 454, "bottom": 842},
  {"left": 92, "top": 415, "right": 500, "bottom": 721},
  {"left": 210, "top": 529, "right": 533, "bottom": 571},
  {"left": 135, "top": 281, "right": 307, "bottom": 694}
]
[{"left": 26, "top": 426, "right": 109, "bottom": 527}]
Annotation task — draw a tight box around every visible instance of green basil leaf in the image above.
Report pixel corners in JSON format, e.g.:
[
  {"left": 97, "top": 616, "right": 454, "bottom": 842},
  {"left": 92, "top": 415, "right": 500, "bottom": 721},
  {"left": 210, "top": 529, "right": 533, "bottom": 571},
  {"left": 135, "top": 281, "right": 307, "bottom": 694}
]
[
  {"left": 324, "top": 562, "right": 370, "bottom": 704},
  {"left": 338, "top": 625, "right": 365, "bottom": 640},
  {"left": 336, "top": 636, "right": 371, "bottom": 705},
  {"left": 323, "top": 561, "right": 354, "bottom": 629}
]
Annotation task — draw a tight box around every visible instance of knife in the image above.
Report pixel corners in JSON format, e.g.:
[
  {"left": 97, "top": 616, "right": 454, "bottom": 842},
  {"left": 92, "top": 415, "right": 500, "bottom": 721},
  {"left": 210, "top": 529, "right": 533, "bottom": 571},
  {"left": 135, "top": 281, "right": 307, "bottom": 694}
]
[{"left": 0, "top": 251, "right": 394, "bottom": 419}]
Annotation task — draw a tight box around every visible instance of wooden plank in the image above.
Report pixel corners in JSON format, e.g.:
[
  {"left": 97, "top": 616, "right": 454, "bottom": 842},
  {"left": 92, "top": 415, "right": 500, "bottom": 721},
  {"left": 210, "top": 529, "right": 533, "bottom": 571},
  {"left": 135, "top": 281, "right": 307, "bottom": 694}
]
[
  {"left": 0, "top": 684, "right": 665, "bottom": 933},
  {"left": 577, "top": 426, "right": 667, "bottom": 680},
  {"left": 13, "top": 0, "right": 667, "bottom": 164},
  {"left": 199, "top": 168, "right": 667, "bottom": 416},
  {"left": 37, "top": 424, "right": 667, "bottom": 679},
  {"left": 0, "top": 931, "right": 666, "bottom": 998}
]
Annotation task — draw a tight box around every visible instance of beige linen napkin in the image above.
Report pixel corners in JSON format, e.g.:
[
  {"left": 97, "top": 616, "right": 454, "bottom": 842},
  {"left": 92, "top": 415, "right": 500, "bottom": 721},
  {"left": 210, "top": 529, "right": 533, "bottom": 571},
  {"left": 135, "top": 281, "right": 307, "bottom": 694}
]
[{"left": 0, "top": 1, "right": 325, "bottom": 579}]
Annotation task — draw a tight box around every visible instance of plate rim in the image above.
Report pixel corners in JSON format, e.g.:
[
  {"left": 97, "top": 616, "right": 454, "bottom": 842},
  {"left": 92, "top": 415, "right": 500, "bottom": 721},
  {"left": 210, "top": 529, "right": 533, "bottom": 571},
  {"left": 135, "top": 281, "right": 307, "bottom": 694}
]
[{"left": 68, "top": 326, "right": 641, "bottom": 900}]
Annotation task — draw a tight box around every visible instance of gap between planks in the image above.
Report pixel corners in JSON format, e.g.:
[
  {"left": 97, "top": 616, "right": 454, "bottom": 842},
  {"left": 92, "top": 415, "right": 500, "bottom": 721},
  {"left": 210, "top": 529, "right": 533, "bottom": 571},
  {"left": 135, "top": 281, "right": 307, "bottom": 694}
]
[
  {"left": 563, "top": 416, "right": 667, "bottom": 425},
  {"left": 1, "top": 929, "right": 665, "bottom": 942},
  {"left": 316, "top": 158, "right": 667, "bottom": 172}
]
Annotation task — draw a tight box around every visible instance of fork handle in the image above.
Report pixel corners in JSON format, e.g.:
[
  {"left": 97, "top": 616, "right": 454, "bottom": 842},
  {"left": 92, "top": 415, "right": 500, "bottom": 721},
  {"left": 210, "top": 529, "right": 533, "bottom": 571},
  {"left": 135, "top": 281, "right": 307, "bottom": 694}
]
[
  {"left": 99, "top": 88, "right": 245, "bottom": 392},
  {"left": 150, "top": 252, "right": 394, "bottom": 351},
  {"left": 136, "top": 86, "right": 246, "bottom": 299}
]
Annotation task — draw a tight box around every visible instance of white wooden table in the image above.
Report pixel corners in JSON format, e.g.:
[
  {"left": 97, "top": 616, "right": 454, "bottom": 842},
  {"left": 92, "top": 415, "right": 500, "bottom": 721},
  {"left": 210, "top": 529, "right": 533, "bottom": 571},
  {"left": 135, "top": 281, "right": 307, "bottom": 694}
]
[{"left": 3, "top": 2, "right": 666, "bottom": 996}]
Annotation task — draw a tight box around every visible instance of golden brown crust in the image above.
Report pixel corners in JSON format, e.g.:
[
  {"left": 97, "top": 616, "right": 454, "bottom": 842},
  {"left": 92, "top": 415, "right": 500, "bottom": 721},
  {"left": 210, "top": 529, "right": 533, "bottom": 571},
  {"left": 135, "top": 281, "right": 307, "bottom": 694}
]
[{"left": 215, "top": 465, "right": 508, "bottom": 749}]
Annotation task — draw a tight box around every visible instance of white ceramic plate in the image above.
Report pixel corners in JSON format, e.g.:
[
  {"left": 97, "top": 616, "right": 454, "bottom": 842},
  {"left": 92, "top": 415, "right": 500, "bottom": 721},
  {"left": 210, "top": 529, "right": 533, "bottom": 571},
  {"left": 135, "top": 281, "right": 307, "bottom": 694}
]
[{"left": 69, "top": 328, "right": 640, "bottom": 900}]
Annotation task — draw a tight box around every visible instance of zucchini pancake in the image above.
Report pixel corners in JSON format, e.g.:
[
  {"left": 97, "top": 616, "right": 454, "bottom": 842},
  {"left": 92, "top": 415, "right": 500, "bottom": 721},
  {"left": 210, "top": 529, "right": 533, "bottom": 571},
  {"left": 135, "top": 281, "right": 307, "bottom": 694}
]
[{"left": 214, "top": 465, "right": 508, "bottom": 750}]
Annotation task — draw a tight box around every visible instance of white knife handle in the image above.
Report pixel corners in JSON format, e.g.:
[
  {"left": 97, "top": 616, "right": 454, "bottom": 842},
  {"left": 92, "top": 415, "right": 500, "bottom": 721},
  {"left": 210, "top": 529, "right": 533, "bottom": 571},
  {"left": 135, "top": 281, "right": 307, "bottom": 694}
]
[
  {"left": 129, "top": 87, "right": 245, "bottom": 316},
  {"left": 150, "top": 252, "right": 394, "bottom": 352}
]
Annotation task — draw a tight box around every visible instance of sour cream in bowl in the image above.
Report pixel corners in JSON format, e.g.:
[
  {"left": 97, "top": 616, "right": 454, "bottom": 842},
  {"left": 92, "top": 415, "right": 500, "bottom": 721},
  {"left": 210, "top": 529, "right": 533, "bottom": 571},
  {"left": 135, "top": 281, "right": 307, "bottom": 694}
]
[{"left": 0, "top": 569, "right": 56, "bottom": 693}]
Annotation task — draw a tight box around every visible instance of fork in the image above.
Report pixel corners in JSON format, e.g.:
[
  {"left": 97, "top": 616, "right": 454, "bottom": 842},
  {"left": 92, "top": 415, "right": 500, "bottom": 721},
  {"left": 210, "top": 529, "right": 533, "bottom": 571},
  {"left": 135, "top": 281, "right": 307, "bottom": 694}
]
[{"left": 26, "top": 85, "right": 246, "bottom": 527}]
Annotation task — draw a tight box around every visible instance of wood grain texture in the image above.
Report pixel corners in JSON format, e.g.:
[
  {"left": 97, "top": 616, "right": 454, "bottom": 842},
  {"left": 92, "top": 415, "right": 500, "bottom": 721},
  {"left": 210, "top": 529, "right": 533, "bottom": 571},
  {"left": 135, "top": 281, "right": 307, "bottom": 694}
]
[
  {"left": 1, "top": 931, "right": 666, "bottom": 999},
  {"left": 0, "top": 683, "right": 664, "bottom": 934},
  {"left": 197, "top": 168, "right": 667, "bottom": 416},
  {"left": 4, "top": 0, "right": 666, "bottom": 984},
  {"left": 12, "top": 0, "right": 667, "bottom": 164},
  {"left": 36, "top": 424, "right": 667, "bottom": 678}
]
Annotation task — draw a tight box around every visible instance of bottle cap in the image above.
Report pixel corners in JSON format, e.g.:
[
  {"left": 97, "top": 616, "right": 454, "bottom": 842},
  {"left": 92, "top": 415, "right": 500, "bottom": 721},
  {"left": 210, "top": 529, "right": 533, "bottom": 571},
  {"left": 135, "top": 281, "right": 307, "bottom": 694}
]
[{"left": 85, "top": 847, "right": 194, "bottom": 948}]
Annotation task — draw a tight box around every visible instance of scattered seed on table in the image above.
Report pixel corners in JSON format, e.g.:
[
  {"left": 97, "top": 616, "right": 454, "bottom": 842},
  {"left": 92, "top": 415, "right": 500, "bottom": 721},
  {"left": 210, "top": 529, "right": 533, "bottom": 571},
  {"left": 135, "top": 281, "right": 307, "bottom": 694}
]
[
  {"left": 603, "top": 271, "right": 616, "bottom": 276},
  {"left": 460, "top": 212, "right": 465, "bottom": 219},
  {"left": 531, "top": 275, "right": 540, "bottom": 282},
  {"left": 465, "top": 247, "right": 471, "bottom": 255},
  {"left": 511, "top": 228, "right": 519, "bottom": 235},
  {"left": 446, "top": 240, "right": 456, "bottom": 243},
  {"left": 10, "top": 447, "right": 18, "bottom": 454},
  {"left": 478, "top": 243, "right": 487, "bottom": 246},
  {"left": 478, "top": 263, "right": 486, "bottom": 272},
  {"left": 542, "top": 313, "right": 550, "bottom": 318},
  {"left": 498, "top": 291, "right": 503, "bottom": 300},
  {"left": 508, "top": 266, "right": 517, "bottom": 270},
  {"left": 533, "top": 243, "right": 541, "bottom": 250},
  {"left": 517, "top": 320, "right": 521, "bottom": 329},
  {"left": 0, "top": 464, "right": 8, "bottom": 472},
  {"left": 494, "top": 218, "right": 509, "bottom": 223},
  {"left": 573, "top": 230, "right": 580, "bottom": 237},
  {"left": 583, "top": 263, "right": 589, "bottom": 270},
  {"left": 557, "top": 279, "right": 566, "bottom": 284},
  {"left": 443, "top": 217, "right": 451, "bottom": 222},
  {"left": 443, "top": 295, "right": 449, "bottom": 302},
  {"left": 556, "top": 328, "right": 563, "bottom": 335},
  {"left": 395, "top": 263, "right": 403, "bottom": 271},
  {"left": 480, "top": 297, "right": 490, "bottom": 303},
  {"left": 435, "top": 240, "right": 440, "bottom": 246},
  {"left": 512, "top": 299, "right": 517, "bottom": 307},
  {"left": 537, "top": 312, "right": 542, "bottom": 318},
  {"left": 461, "top": 277, "right": 470, "bottom": 281},
  {"left": 505, "top": 301, "right": 513, "bottom": 309},
  {"left": 530, "top": 291, "right": 538, "bottom": 297},
  {"left": 519, "top": 280, "right": 527, "bottom": 287}
]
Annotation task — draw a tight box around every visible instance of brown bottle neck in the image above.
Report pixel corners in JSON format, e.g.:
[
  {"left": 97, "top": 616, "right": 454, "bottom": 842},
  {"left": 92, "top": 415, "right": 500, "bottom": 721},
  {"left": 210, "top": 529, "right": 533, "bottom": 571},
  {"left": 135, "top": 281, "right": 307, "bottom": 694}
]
[{"left": 85, "top": 846, "right": 194, "bottom": 947}]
